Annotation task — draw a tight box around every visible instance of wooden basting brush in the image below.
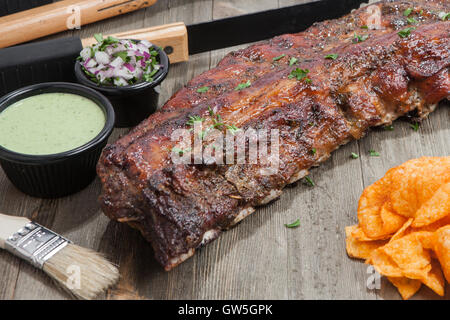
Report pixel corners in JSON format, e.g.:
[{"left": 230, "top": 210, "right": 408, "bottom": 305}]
[{"left": 0, "top": 213, "right": 119, "bottom": 300}]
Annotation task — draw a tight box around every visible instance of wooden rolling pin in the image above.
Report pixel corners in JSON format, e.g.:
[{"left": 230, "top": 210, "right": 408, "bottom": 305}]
[{"left": 0, "top": 0, "right": 158, "bottom": 48}]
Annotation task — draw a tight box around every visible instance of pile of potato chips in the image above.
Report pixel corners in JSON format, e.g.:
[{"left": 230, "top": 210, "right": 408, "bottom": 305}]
[{"left": 346, "top": 157, "right": 450, "bottom": 299}]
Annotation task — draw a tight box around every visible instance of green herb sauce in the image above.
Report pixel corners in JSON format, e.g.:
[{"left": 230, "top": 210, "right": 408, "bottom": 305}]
[{"left": 0, "top": 93, "right": 105, "bottom": 155}]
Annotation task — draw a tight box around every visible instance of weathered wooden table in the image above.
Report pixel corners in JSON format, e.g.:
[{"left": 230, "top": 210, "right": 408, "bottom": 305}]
[{"left": 0, "top": 0, "right": 449, "bottom": 300}]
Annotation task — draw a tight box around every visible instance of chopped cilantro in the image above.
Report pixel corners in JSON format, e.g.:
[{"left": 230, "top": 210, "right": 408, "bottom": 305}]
[
  {"left": 438, "top": 12, "right": 450, "bottom": 21},
  {"left": 398, "top": 27, "right": 415, "bottom": 38},
  {"left": 172, "top": 147, "right": 191, "bottom": 155},
  {"left": 113, "top": 51, "right": 129, "bottom": 62},
  {"left": 272, "top": 54, "right": 286, "bottom": 62},
  {"left": 304, "top": 176, "right": 315, "bottom": 187},
  {"left": 94, "top": 33, "right": 103, "bottom": 43},
  {"left": 235, "top": 80, "right": 251, "bottom": 91},
  {"left": 353, "top": 34, "right": 369, "bottom": 43},
  {"left": 285, "top": 219, "right": 300, "bottom": 228},
  {"left": 369, "top": 150, "right": 380, "bottom": 157},
  {"left": 187, "top": 115, "right": 205, "bottom": 126},
  {"left": 197, "top": 86, "right": 210, "bottom": 93},
  {"left": 289, "top": 68, "right": 311, "bottom": 83},
  {"left": 403, "top": 8, "right": 413, "bottom": 17},
  {"left": 407, "top": 17, "right": 418, "bottom": 24},
  {"left": 325, "top": 54, "right": 339, "bottom": 60},
  {"left": 410, "top": 122, "right": 420, "bottom": 131}
]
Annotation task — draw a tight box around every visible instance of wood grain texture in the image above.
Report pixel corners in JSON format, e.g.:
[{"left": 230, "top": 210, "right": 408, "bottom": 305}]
[
  {"left": 0, "top": 0, "right": 158, "bottom": 48},
  {"left": 0, "top": 0, "right": 448, "bottom": 300}
]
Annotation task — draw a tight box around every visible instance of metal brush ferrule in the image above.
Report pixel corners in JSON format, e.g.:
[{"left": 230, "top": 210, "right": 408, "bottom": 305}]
[{"left": 5, "top": 222, "right": 71, "bottom": 269}]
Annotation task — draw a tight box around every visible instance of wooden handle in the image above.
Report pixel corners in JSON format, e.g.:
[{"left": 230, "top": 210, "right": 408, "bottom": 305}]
[
  {"left": 0, "top": 214, "right": 30, "bottom": 249},
  {"left": 0, "top": 0, "right": 158, "bottom": 48},
  {"left": 82, "top": 22, "right": 189, "bottom": 64}
]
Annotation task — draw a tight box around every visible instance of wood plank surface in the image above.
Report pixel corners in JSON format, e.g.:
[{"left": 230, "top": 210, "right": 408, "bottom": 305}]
[{"left": 0, "top": 0, "right": 448, "bottom": 300}]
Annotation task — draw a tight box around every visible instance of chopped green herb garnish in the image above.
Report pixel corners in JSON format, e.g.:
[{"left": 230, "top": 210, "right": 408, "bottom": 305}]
[
  {"left": 311, "top": 148, "right": 316, "bottom": 155},
  {"left": 438, "top": 12, "right": 450, "bottom": 21},
  {"left": 272, "top": 54, "right": 286, "bottom": 62},
  {"left": 285, "top": 219, "right": 300, "bottom": 228},
  {"left": 187, "top": 115, "right": 205, "bottom": 126},
  {"left": 143, "top": 74, "right": 153, "bottom": 82},
  {"left": 94, "top": 33, "right": 103, "bottom": 43},
  {"left": 361, "top": 25, "right": 369, "bottom": 29},
  {"left": 304, "top": 176, "right": 315, "bottom": 187},
  {"left": 98, "top": 36, "right": 119, "bottom": 51},
  {"left": 235, "top": 80, "right": 251, "bottom": 91},
  {"left": 226, "top": 124, "right": 241, "bottom": 135},
  {"left": 398, "top": 27, "right": 415, "bottom": 38},
  {"left": 353, "top": 34, "right": 369, "bottom": 43},
  {"left": 369, "top": 150, "right": 380, "bottom": 157},
  {"left": 289, "top": 57, "right": 298, "bottom": 66},
  {"left": 197, "top": 86, "right": 210, "bottom": 93},
  {"left": 407, "top": 17, "right": 418, "bottom": 24},
  {"left": 207, "top": 106, "right": 240, "bottom": 134},
  {"left": 208, "top": 106, "right": 215, "bottom": 117},
  {"left": 289, "top": 68, "right": 311, "bottom": 83},
  {"left": 325, "top": 54, "right": 339, "bottom": 60},
  {"left": 172, "top": 147, "right": 191, "bottom": 155},
  {"left": 410, "top": 122, "right": 420, "bottom": 131},
  {"left": 113, "top": 51, "right": 129, "bottom": 62},
  {"left": 403, "top": 8, "right": 413, "bottom": 17},
  {"left": 351, "top": 152, "right": 359, "bottom": 159},
  {"left": 384, "top": 125, "right": 394, "bottom": 131}
]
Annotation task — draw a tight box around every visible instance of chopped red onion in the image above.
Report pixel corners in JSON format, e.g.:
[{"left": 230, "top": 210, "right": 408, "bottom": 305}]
[{"left": 79, "top": 36, "right": 160, "bottom": 86}]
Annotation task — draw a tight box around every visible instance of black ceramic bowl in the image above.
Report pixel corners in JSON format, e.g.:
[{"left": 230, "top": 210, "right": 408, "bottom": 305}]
[
  {"left": 0, "top": 82, "right": 115, "bottom": 198},
  {"left": 74, "top": 44, "right": 169, "bottom": 128}
]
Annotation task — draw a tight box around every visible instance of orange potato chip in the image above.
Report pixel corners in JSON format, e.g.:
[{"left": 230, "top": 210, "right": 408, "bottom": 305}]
[
  {"left": 414, "top": 215, "right": 450, "bottom": 233},
  {"left": 351, "top": 225, "right": 391, "bottom": 241},
  {"left": 433, "top": 225, "right": 450, "bottom": 283},
  {"left": 358, "top": 177, "right": 407, "bottom": 239},
  {"left": 389, "top": 157, "right": 450, "bottom": 218},
  {"left": 345, "top": 226, "right": 387, "bottom": 259},
  {"left": 387, "top": 277, "right": 422, "bottom": 300},
  {"left": 382, "top": 232, "right": 431, "bottom": 272},
  {"left": 390, "top": 218, "right": 413, "bottom": 242},
  {"left": 419, "top": 260, "right": 445, "bottom": 297},
  {"left": 366, "top": 248, "right": 403, "bottom": 277},
  {"left": 415, "top": 231, "right": 435, "bottom": 250},
  {"left": 412, "top": 182, "right": 450, "bottom": 228},
  {"left": 347, "top": 157, "right": 450, "bottom": 299}
]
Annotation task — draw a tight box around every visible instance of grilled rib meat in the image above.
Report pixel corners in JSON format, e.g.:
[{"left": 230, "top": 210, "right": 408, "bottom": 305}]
[{"left": 98, "top": 0, "right": 450, "bottom": 270}]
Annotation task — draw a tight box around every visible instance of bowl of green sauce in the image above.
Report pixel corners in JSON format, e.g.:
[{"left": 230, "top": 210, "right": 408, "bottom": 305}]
[{"left": 0, "top": 82, "right": 115, "bottom": 198}]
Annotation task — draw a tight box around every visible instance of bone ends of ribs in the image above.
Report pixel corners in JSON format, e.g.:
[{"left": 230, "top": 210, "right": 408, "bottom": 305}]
[{"left": 97, "top": 0, "right": 450, "bottom": 270}]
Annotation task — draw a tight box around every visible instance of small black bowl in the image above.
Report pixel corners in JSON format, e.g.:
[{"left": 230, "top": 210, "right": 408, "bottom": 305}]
[
  {"left": 75, "top": 44, "right": 169, "bottom": 128},
  {"left": 0, "top": 82, "right": 115, "bottom": 198}
]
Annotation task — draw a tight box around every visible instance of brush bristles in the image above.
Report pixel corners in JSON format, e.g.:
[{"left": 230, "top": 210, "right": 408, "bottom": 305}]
[{"left": 42, "top": 243, "right": 119, "bottom": 300}]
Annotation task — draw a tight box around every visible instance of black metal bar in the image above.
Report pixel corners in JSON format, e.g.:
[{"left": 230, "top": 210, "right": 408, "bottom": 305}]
[
  {"left": 0, "top": 38, "right": 82, "bottom": 95},
  {"left": 187, "top": 0, "right": 367, "bottom": 54}
]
